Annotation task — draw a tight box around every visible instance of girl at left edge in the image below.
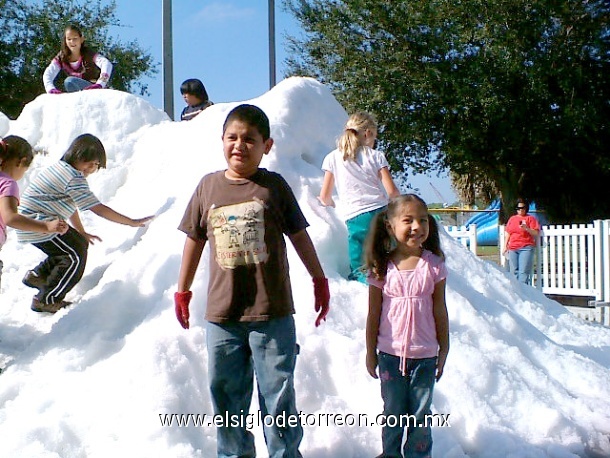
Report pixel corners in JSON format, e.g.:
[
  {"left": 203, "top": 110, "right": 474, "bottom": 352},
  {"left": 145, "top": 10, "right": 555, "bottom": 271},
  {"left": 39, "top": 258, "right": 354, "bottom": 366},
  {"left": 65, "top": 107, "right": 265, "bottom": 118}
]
[
  {"left": 0, "top": 136, "right": 69, "bottom": 284},
  {"left": 43, "top": 24, "right": 113, "bottom": 94}
]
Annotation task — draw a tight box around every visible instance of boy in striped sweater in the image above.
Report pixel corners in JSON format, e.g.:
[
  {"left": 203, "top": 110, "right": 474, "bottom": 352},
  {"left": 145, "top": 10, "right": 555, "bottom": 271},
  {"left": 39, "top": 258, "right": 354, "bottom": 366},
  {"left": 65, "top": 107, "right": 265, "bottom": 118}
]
[{"left": 17, "top": 134, "right": 153, "bottom": 313}]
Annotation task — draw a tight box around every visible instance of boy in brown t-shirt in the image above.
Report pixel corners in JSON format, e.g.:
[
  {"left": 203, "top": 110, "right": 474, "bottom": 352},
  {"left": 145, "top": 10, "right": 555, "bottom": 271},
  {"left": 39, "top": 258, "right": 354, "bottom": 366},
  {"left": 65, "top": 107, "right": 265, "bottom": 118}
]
[{"left": 175, "top": 104, "right": 330, "bottom": 457}]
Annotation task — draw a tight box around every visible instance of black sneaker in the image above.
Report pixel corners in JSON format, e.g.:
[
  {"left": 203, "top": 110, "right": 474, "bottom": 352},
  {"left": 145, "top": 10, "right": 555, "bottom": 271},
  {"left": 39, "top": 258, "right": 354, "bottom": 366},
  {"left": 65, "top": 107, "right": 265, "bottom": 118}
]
[
  {"left": 23, "top": 270, "right": 45, "bottom": 290},
  {"left": 31, "top": 298, "right": 72, "bottom": 313}
]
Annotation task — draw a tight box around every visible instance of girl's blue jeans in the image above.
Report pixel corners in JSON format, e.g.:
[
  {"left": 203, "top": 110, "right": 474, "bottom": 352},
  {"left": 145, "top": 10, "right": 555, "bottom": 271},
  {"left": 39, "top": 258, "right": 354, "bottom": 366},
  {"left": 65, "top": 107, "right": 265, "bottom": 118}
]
[
  {"left": 378, "top": 353, "right": 436, "bottom": 458},
  {"left": 206, "top": 315, "right": 303, "bottom": 458},
  {"left": 507, "top": 245, "right": 535, "bottom": 284},
  {"left": 345, "top": 206, "right": 385, "bottom": 284},
  {"left": 64, "top": 76, "right": 93, "bottom": 92}
]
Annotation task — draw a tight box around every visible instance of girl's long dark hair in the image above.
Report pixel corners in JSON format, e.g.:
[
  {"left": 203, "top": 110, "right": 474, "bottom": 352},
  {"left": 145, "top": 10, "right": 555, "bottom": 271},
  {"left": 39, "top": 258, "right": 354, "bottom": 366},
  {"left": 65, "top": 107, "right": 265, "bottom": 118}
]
[
  {"left": 60, "top": 24, "right": 92, "bottom": 64},
  {"left": 364, "top": 194, "right": 444, "bottom": 280}
]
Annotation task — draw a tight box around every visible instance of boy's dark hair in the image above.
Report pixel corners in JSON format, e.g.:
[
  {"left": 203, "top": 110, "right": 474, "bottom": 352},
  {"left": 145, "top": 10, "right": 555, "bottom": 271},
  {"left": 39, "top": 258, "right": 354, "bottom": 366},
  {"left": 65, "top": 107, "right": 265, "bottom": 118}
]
[
  {"left": 364, "top": 194, "right": 444, "bottom": 280},
  {"left": 61, "top": 133, "right": 107, "bottom": 168},
  {"left": 223, "top": 104, "right": 271, "bottom": 141},
  {"left": 180, "top": 78, "right": 209, "bottom": 102},
  {"left": 0, "top": 135, "right": 34, "bottom": 167}
]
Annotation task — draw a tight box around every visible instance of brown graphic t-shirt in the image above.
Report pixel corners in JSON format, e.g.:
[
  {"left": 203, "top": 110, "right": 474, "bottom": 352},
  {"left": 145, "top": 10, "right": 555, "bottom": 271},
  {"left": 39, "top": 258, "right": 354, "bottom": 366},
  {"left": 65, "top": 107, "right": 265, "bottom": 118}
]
[{"left": 178, "top": 169, "right": 309, "bottom": 322}]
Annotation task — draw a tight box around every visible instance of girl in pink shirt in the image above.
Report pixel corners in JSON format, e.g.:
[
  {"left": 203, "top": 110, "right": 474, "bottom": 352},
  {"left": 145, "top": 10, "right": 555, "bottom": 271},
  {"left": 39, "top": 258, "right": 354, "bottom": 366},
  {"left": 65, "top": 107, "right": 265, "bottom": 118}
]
[
  {"left": 0, "top": 136, "right": 68, "bottom": 286},
  {"left": 0, "top": 136, "right": 68, "bottom": 247},
  {"left": 365, "top": 194, "right": 449, "bottom": 458}
]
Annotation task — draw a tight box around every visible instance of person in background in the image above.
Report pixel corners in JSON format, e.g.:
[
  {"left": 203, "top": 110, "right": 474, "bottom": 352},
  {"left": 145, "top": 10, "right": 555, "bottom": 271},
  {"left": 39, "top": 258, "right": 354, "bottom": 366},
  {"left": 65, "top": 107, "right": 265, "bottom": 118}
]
[
  {"left": 0, "top": 136, "right": 68, "bottom": 287},
  {"left": 17, "top": 134, "right": 153, "bottom": 313},
  {"left": 318, "top": 111, "right": 400, "bottom": 283},
  {"left": 180, "top": 78, "right": 213, "bottom": 121},
  {"left": 364, "top": 194, "right": 449, "bottom": 458},
  {"left": 503, "top": 198, "right": 540, "bottom": 284},
  {"left": 175, "top": 104, "right": 330, "bottom": 458},
  {"left": 43, "top": 24, "right": 113, "bottom": 94}
]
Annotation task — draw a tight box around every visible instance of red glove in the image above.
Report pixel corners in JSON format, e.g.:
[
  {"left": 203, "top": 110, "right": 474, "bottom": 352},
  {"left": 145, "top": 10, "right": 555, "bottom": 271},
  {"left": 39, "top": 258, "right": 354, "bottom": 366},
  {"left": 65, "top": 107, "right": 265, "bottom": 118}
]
[
  {"left": 174, "top": 291, "right": 192, "bottom": 329},
  {"left": 313, "top": 277, "right": 330, "bottom": 327},
  {"left": 85, "top": 84, "right": 103, "bottom": 90},
  {"left": 49, "top": 88, "right": 62, "bottom": 94}
]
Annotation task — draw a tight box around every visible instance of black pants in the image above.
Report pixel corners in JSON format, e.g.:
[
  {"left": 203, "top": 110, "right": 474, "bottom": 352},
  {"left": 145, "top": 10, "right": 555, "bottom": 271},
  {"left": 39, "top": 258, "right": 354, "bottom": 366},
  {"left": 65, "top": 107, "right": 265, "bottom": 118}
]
[{"left": 31, "top": 227, "right": 88, "bottom": 304}]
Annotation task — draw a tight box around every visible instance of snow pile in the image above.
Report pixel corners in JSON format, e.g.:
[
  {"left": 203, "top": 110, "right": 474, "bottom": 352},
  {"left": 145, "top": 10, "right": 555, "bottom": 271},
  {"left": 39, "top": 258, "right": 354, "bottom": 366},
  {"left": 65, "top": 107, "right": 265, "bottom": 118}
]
[{"left": 0, "top": 77, "right": 608, "bottom": 457}]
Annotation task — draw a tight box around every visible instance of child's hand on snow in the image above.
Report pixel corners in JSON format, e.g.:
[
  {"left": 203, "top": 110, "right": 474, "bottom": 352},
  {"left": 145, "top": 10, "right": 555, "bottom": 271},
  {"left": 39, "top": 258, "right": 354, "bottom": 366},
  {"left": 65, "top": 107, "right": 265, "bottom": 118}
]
[{"left": 130, "top": 215, "right": 155, "bottom": 227}]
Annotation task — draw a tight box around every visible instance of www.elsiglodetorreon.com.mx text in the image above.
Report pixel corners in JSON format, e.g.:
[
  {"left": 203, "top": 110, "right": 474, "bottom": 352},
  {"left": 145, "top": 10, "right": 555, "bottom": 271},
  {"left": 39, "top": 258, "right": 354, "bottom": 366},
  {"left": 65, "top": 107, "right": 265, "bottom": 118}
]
[{"left": 159, "top": 411, "right": 451, "bottom": 430}]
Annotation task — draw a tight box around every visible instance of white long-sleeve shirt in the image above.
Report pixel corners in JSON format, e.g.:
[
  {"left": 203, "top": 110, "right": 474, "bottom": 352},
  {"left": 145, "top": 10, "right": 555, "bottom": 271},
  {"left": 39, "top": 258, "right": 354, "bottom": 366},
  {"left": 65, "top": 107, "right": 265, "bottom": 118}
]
[{"left": 43, "top": 52, "right": 113, "bottom": 93}]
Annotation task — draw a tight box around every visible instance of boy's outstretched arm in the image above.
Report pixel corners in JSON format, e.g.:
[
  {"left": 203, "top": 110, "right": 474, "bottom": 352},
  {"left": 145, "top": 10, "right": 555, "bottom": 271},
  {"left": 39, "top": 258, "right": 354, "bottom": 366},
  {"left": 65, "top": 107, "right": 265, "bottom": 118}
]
[
  {"left": 288, "top": 229, "right": 329, "bottom": 326},
  {"left": 90, "top": 203, "right": 154, "bottom": 227},
  {"left": 175, "top": 236, "right": 206, "bottom": 329}
]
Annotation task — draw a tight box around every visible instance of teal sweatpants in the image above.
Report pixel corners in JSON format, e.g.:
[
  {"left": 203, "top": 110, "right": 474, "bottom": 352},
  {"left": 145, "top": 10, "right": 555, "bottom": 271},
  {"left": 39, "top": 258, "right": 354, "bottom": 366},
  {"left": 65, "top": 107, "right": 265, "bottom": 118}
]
[{"left": 345, "top": 207, "right": 385, "bottom": 284}]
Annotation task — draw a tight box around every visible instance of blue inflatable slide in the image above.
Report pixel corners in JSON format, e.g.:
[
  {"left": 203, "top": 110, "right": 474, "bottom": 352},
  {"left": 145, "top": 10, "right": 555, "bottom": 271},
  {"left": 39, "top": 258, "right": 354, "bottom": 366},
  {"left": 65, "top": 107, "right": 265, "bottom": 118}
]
[{"left": 465, "top": 199, "right": 501, "bottom": 246}]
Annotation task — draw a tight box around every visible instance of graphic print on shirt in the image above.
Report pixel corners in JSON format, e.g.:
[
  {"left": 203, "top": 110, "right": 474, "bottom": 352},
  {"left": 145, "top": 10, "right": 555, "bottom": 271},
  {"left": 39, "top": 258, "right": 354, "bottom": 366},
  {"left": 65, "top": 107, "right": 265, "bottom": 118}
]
[{"left": 208, "top": 200, "right": 268, "bottom": 269}]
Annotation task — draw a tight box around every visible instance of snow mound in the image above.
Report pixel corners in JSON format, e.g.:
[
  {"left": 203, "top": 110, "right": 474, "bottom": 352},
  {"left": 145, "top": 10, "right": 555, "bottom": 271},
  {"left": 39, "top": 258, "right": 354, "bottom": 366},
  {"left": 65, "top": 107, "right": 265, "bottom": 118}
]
[{"left": 0, "top": 77, "right": 608, "bottom": 458}]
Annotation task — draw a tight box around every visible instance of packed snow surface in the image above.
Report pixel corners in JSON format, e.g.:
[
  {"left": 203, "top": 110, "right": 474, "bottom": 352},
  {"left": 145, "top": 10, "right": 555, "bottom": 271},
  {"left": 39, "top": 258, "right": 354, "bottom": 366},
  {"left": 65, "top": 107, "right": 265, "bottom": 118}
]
[{"left": 0, "top": 78, "right": 609, "bottom": 457}]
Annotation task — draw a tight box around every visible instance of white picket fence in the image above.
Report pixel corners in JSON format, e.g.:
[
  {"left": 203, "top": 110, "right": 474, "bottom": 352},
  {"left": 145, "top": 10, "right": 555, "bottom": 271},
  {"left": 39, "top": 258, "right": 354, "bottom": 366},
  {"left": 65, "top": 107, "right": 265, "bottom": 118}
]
[
  {"left": 499, "top": 220, "right": 610, "bottom": 305},
  {"left": 446, "top": 220, "right": 610, "bottom": 326},
  {"left": 445, "top": 224, "right": 478, "bottom": 254}
]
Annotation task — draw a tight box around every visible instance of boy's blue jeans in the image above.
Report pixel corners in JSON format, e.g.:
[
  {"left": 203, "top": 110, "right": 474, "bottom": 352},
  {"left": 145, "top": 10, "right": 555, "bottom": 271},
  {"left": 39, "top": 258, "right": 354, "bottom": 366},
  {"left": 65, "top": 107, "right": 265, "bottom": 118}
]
[
  {"left": 345, "top": 206, "right": 385, "bottom": 284},
  {"left": 507, "top": 246, "right": 535, "bottom": 284},
  {"left": 378, "top": 353, "right": 436, "bottom": 458},
  {"left": 206, "top": 315, "right": 303, "bottom": 458}
]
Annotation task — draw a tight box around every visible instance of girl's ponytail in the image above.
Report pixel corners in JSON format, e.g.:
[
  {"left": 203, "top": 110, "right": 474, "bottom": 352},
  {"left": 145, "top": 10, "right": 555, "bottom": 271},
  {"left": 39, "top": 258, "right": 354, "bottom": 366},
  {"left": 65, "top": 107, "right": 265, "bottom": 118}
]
[
  {"left": 364, "top": 208, "right": 392, "bottom": 280},
  {"left": 0, "top": 139, "right": 7, "bottom": 160},
  {"left": 337, "top": 128, "right": 360, "bottom": 161},
  {"left": 337, "top": 111, "right": 377, "bottom": 161},
  {"left": 424, "top": 214, "right": 445, "bottom": 259}
]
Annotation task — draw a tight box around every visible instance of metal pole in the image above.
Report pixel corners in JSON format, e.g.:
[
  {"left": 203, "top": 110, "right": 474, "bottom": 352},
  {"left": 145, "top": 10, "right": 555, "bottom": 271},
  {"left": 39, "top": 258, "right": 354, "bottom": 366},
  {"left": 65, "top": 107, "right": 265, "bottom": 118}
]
[
  {"left": 268, "top": 0, "right": 276, "bottom": 88},
  {"left": 162, "top": 0, "right": 174, "bottom": 120}
]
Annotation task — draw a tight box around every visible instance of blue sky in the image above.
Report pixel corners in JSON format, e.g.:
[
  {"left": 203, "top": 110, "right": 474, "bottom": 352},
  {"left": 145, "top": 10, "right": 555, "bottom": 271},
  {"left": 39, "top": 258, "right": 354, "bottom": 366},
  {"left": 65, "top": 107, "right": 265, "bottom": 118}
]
[
  {"left": 107, "top": 0, "right": 457, "bottom": 203},
  {"left": 109, "top": 0, "right": 296, "bottom": 118}
]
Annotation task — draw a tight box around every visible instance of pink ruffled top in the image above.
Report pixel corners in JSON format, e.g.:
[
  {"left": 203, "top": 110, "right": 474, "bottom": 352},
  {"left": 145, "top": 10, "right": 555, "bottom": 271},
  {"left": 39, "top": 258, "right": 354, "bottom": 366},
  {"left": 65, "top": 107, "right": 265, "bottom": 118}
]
[{"left": 369, "top": 250, "right": 447, "bottom": 374}]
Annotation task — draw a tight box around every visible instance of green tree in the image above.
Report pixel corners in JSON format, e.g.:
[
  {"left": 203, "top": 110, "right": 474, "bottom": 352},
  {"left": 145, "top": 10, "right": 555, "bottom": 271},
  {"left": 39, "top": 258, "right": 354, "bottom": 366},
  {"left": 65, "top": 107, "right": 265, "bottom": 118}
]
[
  {"left": 450, "top": 170, "right": 498, "bottom": 209},
  {"left": 0, "top": 0, "right": 157, "bottom": 120},
  {"left": 284, "top": 0, "right": 610, "bottom": 223}
]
